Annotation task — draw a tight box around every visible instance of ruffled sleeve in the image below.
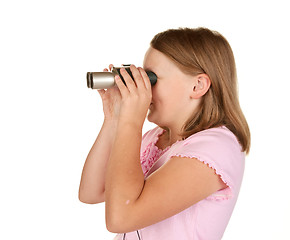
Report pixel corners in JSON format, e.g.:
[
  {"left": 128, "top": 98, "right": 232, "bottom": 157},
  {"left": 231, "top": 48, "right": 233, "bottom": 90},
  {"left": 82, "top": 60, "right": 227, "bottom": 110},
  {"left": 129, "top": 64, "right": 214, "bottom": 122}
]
[
  {"left": 170, "top": 126, "right": 245, "bottom": 201},
  {"left": 140, "top": 127, "right": 167, "bottom": 176}
]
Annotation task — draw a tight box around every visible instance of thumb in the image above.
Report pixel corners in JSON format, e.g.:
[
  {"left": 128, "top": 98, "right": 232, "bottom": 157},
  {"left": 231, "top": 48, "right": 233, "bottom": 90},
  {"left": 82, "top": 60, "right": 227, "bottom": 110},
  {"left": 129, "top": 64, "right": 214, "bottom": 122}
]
[{"left": 97, "top": 89, "right": 106, "bottom": 98}]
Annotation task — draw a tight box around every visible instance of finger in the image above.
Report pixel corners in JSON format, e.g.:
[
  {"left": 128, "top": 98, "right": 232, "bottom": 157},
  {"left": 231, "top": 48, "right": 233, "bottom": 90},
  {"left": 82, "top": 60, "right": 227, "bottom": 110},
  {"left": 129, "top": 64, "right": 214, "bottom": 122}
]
[
  {"left": 130, "top": 65, "right": 146, "bottom": 90},
  {"left": 103, "top": 68, "right": 109, "bottom": 72},
  {"left": 114, "top": 74, "right": 129, "bottom": 98},
  {"left": 120, "top": 67, "right": 137, "bottom": 93},
  {"left": 109, "top": 64, "right": 114, "bottom": 71},
  {"left": 139, "top": 67, "right": 152, "bottom": 91},
  {"left": 97, "top": 89, "right": 106, "bottom": 98}
]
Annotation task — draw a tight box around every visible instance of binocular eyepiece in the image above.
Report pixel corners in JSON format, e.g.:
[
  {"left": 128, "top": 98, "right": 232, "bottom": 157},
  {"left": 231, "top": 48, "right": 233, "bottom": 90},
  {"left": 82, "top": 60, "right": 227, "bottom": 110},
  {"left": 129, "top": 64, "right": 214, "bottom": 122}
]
[{"left": 87, "top": 65, "right": 157, "bottom": 89}]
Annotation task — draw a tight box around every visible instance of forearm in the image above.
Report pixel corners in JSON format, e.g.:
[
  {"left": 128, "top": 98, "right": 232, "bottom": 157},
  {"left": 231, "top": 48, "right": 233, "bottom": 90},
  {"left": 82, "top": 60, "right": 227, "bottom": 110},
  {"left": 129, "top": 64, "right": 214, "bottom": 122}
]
[
  {"left": 79, "top": 120, "right": 117, "bottom": 203},
  {"left": 105, "top": 123, "right": 145, "bottom": 225}
]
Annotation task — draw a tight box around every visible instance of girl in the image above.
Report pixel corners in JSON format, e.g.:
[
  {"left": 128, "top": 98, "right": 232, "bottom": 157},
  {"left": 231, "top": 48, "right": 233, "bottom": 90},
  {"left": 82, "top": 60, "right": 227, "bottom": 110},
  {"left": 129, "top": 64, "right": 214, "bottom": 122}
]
[{"left": 79, "top": 27, "right": 250, "bottom": 240}]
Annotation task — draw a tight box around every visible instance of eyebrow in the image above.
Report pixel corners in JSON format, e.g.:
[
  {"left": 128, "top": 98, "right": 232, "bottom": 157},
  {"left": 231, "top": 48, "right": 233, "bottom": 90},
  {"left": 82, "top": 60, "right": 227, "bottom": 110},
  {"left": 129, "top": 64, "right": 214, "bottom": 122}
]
[
  {"left": 144, "top": 66, "right": 155, "bottom": 73},
  {"left": 144, "top": 68, "right": 151, "bottom": 72}
]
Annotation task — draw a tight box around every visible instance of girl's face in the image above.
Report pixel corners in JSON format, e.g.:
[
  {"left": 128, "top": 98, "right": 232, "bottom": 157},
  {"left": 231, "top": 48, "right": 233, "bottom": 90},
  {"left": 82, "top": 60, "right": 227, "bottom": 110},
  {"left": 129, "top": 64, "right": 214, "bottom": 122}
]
[{"left": 143, "top": 47, "right": 198, "bottom": 130}]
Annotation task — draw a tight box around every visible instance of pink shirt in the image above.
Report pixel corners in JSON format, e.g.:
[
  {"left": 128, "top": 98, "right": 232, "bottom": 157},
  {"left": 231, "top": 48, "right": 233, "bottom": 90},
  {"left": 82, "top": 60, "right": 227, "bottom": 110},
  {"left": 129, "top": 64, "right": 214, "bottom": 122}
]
[{"left": 114, "top": 126, "right": 245, "bottom": 240}]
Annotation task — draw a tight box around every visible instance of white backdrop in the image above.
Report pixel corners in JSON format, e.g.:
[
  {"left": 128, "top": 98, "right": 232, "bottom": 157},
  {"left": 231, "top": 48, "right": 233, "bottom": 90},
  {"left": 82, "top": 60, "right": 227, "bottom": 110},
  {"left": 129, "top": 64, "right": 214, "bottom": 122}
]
[{"left": 0, "top": 0, "right": 289, "bottom": 239}]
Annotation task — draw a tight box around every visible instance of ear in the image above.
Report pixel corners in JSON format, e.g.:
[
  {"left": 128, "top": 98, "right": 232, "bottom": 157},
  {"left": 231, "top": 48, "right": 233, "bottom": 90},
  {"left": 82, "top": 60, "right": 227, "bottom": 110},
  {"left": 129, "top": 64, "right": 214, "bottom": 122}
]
[{"left": 190, "top": 74, "right": 211, "bottom": 99}]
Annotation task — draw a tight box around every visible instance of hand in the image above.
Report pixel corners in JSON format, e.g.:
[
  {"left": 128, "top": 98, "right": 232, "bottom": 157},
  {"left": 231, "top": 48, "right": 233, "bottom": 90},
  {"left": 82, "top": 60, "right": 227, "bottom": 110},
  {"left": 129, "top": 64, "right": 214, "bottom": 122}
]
[
  {"left": 115, "top": 64, "right": 152, "bottom": 128},
  {"left": 97, "top": 64, "right": 122, "bottom": 122}
]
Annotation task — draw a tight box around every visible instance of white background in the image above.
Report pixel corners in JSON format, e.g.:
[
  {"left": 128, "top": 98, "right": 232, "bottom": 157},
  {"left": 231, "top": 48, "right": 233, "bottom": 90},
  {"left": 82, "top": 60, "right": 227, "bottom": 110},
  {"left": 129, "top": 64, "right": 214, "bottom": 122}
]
[{"left": 0, "top": 0, "right": 289, "bottom": 239}]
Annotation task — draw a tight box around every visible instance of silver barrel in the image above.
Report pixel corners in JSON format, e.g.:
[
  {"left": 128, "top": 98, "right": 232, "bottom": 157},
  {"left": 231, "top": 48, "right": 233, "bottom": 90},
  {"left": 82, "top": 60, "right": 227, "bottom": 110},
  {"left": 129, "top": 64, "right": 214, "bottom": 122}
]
[{"left": 87, "top": 72, "right": 116, "bottom": 89}]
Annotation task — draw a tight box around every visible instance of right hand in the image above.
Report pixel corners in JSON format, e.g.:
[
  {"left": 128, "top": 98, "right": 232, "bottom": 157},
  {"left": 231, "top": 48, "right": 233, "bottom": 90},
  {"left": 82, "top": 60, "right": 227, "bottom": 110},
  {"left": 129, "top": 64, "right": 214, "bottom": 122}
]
[{"left": 97, "top": 64, "right": 122, "bottom": 122}]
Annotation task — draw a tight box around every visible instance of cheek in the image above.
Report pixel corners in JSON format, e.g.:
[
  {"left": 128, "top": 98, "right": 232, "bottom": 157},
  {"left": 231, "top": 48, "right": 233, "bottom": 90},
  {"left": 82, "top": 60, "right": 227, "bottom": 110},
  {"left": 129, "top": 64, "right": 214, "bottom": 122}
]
[
  {"left": 152, "top": 89, "right": 178, "bottom": 115},
  {"left": 152, "top": 89, "right": 167, "bottom": 108},
  {"left": 152, "top": 80, "right": 188, "bottom": 110},
  {"left": 151, "top": 84, "right": 160, "bottom": 104}
]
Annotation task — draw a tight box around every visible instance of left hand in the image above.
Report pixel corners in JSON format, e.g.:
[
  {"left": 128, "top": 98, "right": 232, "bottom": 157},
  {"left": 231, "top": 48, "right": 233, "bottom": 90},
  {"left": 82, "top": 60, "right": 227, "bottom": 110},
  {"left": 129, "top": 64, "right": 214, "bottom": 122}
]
[{"left": 115, "top": 64, "right": 152, "bottom": 128}]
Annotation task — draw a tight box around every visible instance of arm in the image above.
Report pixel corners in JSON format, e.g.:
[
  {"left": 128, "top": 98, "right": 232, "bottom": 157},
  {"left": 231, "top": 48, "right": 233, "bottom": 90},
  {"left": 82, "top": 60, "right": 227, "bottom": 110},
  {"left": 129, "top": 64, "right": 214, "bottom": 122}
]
[
  {"left": 79, "top": 64, "right": 121, "bottom": 204},
  {"left": 105, "top": 123, "right": 145, "bottom": 224},
  {"left": 106, "top": 150, "right": 227, "bottom": 233},
  {"left": 78, "top": 120, "right": 117, "bottom": 204}
]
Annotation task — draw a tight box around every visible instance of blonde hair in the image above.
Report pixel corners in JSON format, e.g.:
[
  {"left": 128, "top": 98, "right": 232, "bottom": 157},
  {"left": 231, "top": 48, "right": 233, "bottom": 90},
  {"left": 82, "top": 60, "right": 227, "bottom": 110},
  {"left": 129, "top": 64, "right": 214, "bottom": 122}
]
[{"left": 150, "top": 27, "right": 251, "bottom": 154}]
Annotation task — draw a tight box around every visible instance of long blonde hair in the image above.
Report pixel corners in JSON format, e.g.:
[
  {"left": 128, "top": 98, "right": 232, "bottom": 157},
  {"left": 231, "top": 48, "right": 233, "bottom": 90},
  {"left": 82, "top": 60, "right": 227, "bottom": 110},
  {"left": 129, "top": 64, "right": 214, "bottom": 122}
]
[{"left": 150, "top": 27, "right": 251, "bottom": 154}]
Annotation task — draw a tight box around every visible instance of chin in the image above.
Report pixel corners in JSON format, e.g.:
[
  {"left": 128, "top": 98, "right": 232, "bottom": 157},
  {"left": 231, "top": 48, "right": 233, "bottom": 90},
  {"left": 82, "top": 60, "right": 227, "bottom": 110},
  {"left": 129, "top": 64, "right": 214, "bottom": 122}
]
[
  {"left": 147, "top": 111, "right": 164, "bottom": 127},
  {"left": 147, "top": 111, "right": 158, "bottom": 125}
]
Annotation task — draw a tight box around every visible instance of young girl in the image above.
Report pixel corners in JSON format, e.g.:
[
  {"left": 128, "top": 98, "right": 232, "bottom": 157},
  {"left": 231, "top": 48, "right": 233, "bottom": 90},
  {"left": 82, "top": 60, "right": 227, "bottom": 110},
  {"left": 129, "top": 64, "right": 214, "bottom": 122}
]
[{"left": 79, "top": 27, "right": 251, "bottom": 240}]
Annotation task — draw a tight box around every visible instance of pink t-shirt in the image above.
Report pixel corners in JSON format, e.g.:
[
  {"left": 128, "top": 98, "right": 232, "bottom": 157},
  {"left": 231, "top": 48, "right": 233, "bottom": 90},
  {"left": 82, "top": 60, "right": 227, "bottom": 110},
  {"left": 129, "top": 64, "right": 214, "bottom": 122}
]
[{"left": 114, "top": 126, "right": 245, "bottom": 240}]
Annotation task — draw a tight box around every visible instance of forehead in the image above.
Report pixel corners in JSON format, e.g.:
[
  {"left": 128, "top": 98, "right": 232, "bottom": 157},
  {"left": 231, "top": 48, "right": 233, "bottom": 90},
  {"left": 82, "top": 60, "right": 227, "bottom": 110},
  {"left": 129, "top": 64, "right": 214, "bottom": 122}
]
[{"left": 143, "top": 47, "right": 173, "bottom": 70}]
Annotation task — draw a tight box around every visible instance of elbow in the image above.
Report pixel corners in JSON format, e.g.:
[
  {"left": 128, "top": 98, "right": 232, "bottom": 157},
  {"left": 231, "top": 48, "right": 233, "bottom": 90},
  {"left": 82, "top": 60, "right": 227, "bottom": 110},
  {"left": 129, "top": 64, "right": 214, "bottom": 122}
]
[
  {"left": 106, "top": 217, "right": 137, "bottom": 234},
  {"left": 106, "top": 222, "right": 118, "bottom": 233},
  {"left": 78, "top": 197, "right": 99, "bottom": 204},
  {"left": 106, "top": 216, "right": 126, "bottom": 233},
  {"left": 105, "top": 207, "right": 135, "bottom": 233},
  {"left": 78, "top": 191, "right": 105, "bottom": 204},
  {"left": 105, "top": 209, "right": 121, "bottom": 233}
]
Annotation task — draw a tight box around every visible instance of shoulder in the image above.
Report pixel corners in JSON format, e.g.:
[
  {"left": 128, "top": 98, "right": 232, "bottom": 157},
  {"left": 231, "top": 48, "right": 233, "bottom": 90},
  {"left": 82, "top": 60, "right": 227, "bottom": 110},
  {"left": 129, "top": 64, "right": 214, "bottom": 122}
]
[
  {"left": 183, "top": 126, "right": 242, "bottom": 152},
  {"left": 171, "top": 126, "right": 245, "bottom": 192}
]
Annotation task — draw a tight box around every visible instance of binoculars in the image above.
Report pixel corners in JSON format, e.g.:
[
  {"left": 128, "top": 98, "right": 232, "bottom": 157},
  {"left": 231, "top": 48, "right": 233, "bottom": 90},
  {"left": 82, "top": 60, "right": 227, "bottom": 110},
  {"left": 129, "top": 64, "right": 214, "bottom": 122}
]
[{"left": 87, "top": 65, "right": 157, "bottom": 89}]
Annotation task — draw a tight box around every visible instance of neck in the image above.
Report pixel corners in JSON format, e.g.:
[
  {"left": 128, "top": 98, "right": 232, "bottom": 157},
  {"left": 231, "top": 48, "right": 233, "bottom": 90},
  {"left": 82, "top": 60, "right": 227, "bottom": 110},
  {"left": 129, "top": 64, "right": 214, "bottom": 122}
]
[{"left": 162, "top": 125, "right": 184, "bottom": 145}]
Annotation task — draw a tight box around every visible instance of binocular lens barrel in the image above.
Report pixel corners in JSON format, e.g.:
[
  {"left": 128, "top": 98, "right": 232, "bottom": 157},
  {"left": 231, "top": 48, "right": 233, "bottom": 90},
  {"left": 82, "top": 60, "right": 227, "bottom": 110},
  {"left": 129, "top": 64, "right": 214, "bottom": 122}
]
[{"left": 87, "top": 66, "right": 157, "bottom": 89}]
